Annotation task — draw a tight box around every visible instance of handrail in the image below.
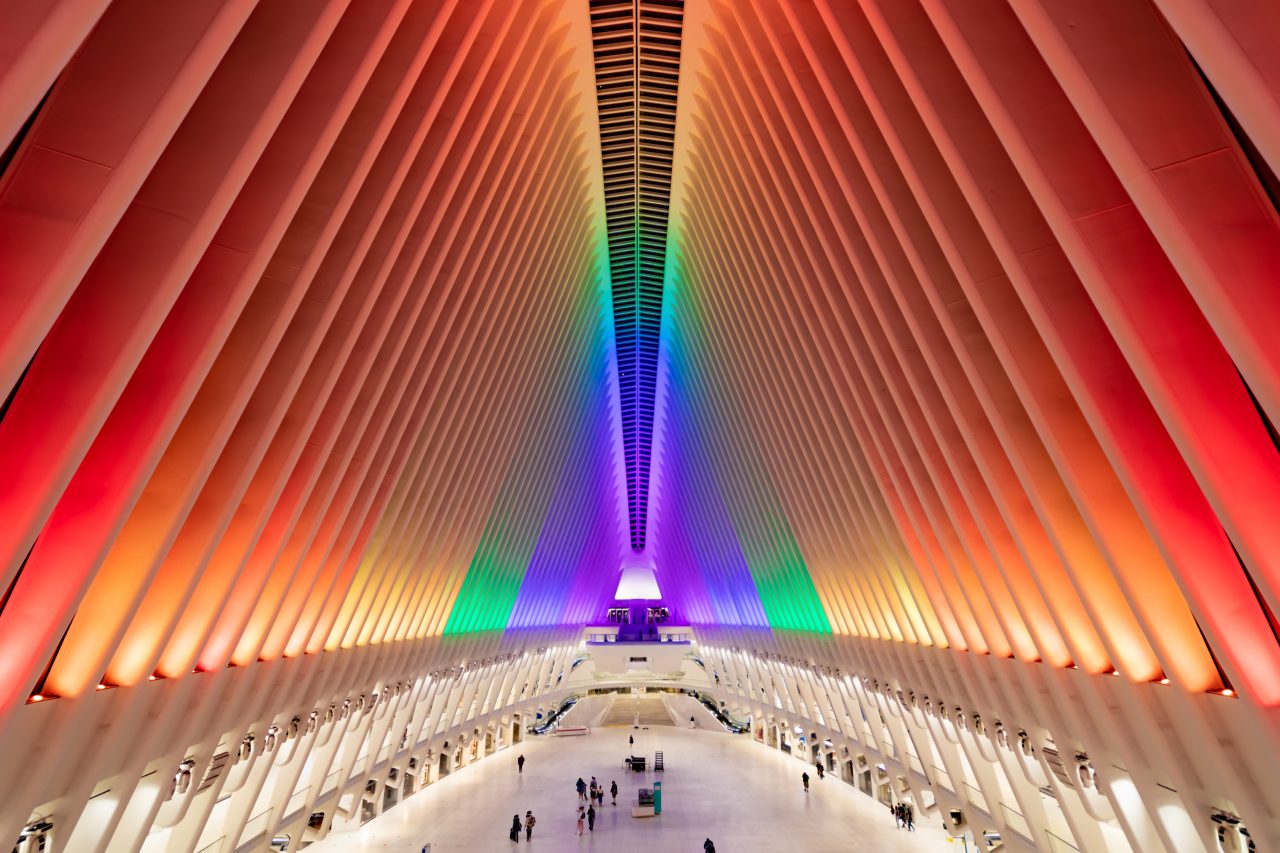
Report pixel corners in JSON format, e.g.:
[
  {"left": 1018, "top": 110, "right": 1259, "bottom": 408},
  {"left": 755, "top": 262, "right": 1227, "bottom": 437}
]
[
  {"left": 585, "top": 632, "right": 692, "bottom": 644},
  {"left": 1000, "top": 803, "right": 1032, "bottom": 839},
  {"left": 689, "top": 690, "right": 749, "bottom": 733},
  {"left": 281, "top": 786, "right": 310, "bottom": 823},
  {"left": 528, "top": 697, "right": 577, "bottom": 735},
  {"left": 932, "top": 764, "right": 954, "bottom": 791},
  {"left": 235, "top": 807, "right": 272, "bottom": 849},
  {"left": 1046, "top": 830, "right": 1081, "bottom": 853},
  {"left": 196, "top": 837, "right": 225, "bottom": 853},
  {"left": 961, "top": 780, "right": 990, "bottom": 815}
]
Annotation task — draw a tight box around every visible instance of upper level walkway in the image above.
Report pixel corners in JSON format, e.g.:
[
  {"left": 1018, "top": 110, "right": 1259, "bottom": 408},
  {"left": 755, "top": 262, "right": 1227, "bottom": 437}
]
[{"left": 584, "top": 624, "right": 693, "bottom": 644}]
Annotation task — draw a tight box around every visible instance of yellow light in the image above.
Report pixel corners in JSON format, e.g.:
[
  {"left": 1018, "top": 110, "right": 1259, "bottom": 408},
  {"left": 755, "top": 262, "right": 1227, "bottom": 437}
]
[
  {"left": 1159, "top": 678, "right": 1170, "bottom": 685},
  {"left": 1222, "top": 689, "right": 1235, "bottom": 697},
  {"left": 29, "top": 694, "right": 44, "bottom": 702}
]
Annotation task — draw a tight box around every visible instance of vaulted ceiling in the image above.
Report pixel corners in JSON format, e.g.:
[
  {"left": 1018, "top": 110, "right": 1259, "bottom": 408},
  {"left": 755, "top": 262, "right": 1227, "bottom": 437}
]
[
  {"left": 4, "top": 0, "right": 1280, "bottom": 847},
  {"left": 5, "top": 0, "right": 1280, "bottom": 711}
]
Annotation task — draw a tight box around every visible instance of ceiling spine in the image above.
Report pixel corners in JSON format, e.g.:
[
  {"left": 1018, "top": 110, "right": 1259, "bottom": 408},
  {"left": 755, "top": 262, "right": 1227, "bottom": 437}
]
[{"left": 589, "top": 0, "right": 683, "bottom": 552}]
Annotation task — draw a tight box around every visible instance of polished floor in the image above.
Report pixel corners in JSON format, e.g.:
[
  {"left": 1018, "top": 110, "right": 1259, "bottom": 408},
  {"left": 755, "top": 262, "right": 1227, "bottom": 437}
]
[{"left": 307, "top": 696, "right": 950, "bottom": 852}]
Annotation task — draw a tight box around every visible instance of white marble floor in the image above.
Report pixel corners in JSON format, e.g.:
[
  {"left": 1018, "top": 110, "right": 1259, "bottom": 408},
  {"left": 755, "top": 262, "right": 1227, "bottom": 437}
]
[{"left": 307, "top": 701, "right": 949, "bottom": 852}]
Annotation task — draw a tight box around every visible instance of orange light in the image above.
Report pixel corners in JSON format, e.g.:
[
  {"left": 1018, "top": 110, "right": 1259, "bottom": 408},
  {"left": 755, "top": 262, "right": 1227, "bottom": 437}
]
[
  {"left": 1222, "top": 689, "right": 1236, "bottom": 697},
  {"left": 95, "top": 683, "right": 108, "bottom": 691},
  {"left": 29, "top": 694, "right": 44, "bottom": 702},
  {"left": 148, "top": 675, "right": 159, "bottom": 681},
  {"left": 1159, "top": 678, "right": 1170, "bottom": 685}
]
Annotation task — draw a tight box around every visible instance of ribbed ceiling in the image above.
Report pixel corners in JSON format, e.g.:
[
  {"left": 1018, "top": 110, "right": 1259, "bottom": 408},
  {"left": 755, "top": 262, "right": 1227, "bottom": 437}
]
[{"left": 3, "top": 0, "right": 1280, "bottom": 848}]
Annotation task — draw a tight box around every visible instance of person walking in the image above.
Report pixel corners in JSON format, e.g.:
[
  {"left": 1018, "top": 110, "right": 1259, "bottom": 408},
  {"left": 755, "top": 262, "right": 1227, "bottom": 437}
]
[
  {"left": 802, "top": 771, "right": 810, "bottom": 793},
  {"left": 587, "top": 803, "right": 596, "bottom": 832},
  {"left": 904, "top": 802, "right": 915, "bottom": 831},
  {"left": 815, "top": 761, "right": 824, "bottom": 780},
  {"left": 576, "top": 777, "right": 587, "bottom": 801},
  {"left": 610, "top": 780, "right": 618, "bottom": 805},
  {"left": 525, "top": 810, "right": 536, "bottom": 841},
  {"left": 509, "top": 815, "right": 522, "bottom": 843},
  {"left": 576, "top": 805, "right": 585, "bottom": 835},
  {"left": 704, "top": 839, "right": 717, "bottom": 853},
  {"left": 517, "top": 754, "right": 525, "bottom": 774},
  {"left": 628, "top": 734, "right": 634, "bottom": 748}
]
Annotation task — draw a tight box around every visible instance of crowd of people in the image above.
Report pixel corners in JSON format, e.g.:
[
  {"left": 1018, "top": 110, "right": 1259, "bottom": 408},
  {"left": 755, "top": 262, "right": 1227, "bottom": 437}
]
[
  {"left": 503, "top": 756, "right": 623, "bottom": 843},
  {"left": 505, "top": 737, "right": 910, "bottom": 847},
  {"left": 504, "top": 736, "right": 635, "bottom": 843},
  {"left": 570, "top": 774, "right": 618, "bottom": 835}
]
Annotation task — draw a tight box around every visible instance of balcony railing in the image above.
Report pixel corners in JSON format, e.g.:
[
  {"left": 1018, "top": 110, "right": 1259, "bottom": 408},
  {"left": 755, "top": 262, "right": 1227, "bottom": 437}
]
[
  {"left": 235, "top": 807, "right": 272, "bottom": 849},
  {"left": 1000, "top": 803, "right": 1032, "bottom": 839},
  {"left": 1047, "top": 830, "right": 1082, "bottom": 853},
  {"left": 282, "top": 786, "right": 311, "bottom": 824},
  {"left": 585, "top": 631, "right": 692, "bottom": 644},
  {"left": 962, "top": 781, "right": 990, "bottom": 815}
]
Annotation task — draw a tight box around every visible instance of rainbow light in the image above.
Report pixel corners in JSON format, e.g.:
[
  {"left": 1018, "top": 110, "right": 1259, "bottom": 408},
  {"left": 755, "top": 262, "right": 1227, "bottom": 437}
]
[{"left": 0, "top": 0, "right": 1276, "bottom": 715}]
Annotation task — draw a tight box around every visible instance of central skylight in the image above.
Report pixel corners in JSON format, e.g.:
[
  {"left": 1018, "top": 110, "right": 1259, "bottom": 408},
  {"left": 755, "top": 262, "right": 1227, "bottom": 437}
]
[{"left": 589, "top": 0, "right": 684, "bottom": 552}]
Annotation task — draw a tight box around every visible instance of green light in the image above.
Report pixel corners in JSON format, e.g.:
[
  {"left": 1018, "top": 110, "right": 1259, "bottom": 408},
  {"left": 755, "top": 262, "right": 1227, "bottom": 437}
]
[{"left": 720, "top": 487, "right": 829, "bottom": 634}]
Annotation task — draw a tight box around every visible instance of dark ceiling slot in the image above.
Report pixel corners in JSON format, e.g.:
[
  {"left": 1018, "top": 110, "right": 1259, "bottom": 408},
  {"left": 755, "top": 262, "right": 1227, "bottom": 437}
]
[
  {"left": 0, "top": 80, "right": 56, "bottom": 182},
  {"left": 589, "top": 0, "right": 683, "bottom": 551}
]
